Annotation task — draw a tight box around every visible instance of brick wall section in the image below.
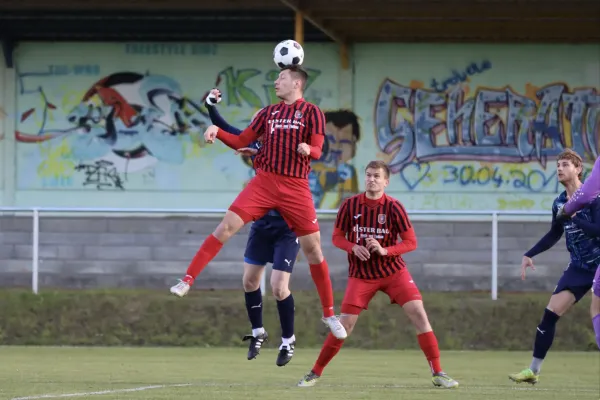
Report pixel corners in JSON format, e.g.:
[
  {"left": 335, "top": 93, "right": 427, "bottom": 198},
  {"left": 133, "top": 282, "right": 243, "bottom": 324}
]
[{"left": 0, "top": 216, "right": 569, "bottom": 292}]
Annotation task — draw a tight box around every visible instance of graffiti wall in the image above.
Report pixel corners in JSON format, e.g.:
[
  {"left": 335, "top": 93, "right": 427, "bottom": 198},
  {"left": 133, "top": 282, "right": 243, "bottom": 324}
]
[
  {"left": 354, "top": 44, "right": 600, "bottom": 210},
  {"left": 12, "top": 42, "right": 342, "bottom": 207},
  {"left": 0, "top": 99, "right": 5, "bottom": 192},
  {"left": 0, "top": 53, "right": 5, "bottom": 196},
  {"left": 0, "top": 103, "right": 4, "bottom": 194},
  {"left": 5, "top": 42, "right": 600, "bottom": 210}
]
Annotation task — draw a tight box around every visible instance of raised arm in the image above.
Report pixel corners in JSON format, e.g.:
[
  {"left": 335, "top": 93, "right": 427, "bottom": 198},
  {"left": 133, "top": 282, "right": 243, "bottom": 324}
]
[
  {"left": 206, "top": 103, "right": 242, "bottom": 135},
  {"left": 215, "top": 108, "right": 266, "bottom": 150},
  {"left": 216, "top": 126, "right": 260, "bottom": 150}
]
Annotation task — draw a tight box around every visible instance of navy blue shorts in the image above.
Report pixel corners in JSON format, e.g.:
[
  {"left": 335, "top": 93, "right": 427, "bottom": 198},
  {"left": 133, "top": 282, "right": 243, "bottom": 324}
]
[
  {"left": 553, "top": 264, "right": 595, "bottom": 302},
  {"left": 243, "top": 217, "right": 300, "bottom": 273}
]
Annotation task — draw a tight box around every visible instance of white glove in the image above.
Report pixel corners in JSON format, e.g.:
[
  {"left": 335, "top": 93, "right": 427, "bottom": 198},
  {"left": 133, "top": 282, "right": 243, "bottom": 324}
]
[{"left": 206, "top": 88, "right": 222, "bottom": 106}]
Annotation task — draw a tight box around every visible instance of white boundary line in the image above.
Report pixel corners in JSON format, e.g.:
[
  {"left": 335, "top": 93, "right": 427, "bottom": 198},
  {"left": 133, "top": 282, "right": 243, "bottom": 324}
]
[
  {"left": 10, "top": 384, "right": 192, "bottom": 400},
  {"left": 11, "top": 381, "right": 599, "bottom": 399}
]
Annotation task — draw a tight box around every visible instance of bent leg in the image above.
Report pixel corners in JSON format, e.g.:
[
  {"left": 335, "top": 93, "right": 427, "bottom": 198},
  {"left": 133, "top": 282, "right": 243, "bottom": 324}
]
[
  {"left": 243, "top": 262, "right": 265, "bottom": 333},
  {"left": 299, "top": 279, "right": 378, "bottom": 386},
  {"left": 182, "top": 173, "right": 276, "bottom": 286},
  {"left": 530, "top": 291, "right": 574, "bottom": 376},
  {"left": 272, "top": 235, "right": 299, "bottom": 342}
]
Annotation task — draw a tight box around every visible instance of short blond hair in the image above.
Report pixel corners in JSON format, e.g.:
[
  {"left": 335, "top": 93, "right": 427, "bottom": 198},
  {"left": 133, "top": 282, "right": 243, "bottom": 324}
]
[
  {"left": 557, "top": 149, "right": 583, "bottom": 180},
  {"left": 365, "top": 160, "right": 390, "bottom": 178}
]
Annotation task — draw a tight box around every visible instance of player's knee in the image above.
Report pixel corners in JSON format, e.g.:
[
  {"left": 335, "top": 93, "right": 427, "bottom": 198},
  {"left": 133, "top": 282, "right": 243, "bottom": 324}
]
[
  {"left": 214, "top": 211, "right": 245, "bottom": 242},
  {"left": 271, "top": 284, "right": 290, "bottom": 300},
  {"left": 403, "top": 301, "right": 431, "bottom": 332},
  {"left": 411, "top": 313, "right": 432, "bottom": 333},
  {"left": 299, "top": 234, "right": 323, "bottom": 264},
  {"left": 243, "top": 277, "right": 260, "bottom": 292},
  {"left": 547, "top": 291, "right": 575, "bottom": 316},
  {"left": 339, "top": 315, "right": 357, "bottom": 335},
  {"left": 270, "top": 270, "right": 291, "bottom": 300},
  {"left": 342, "top": 321, "right": 355, "bottom": 336},
  {"left": 242, "top": 270, "right": 261, "bottom": 292}
]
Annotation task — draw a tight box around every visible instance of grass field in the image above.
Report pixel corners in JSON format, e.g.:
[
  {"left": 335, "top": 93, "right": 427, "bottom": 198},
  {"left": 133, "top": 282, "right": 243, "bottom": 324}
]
[{"left": 1, "top": 347, "right": 598, "bottom": 400}]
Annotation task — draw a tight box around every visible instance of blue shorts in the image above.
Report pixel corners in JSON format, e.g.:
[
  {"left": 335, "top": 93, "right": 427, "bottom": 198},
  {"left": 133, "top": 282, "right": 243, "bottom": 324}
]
[
  {"left": 553, "top": 264, "right": 596, "bottom": 302},
  {"left": 243, "top": 216, "right": 300, "bottom": 273}
]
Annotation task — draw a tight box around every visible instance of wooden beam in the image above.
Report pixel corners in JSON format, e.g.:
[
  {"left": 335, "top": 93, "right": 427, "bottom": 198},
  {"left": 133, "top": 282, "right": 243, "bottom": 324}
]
[
  {"left": 0, "top": 0, "right": 287, "bottom": 10},
  {"left": 332, "top": 19, "right": 600, "bottom": 40},
  {"left": 279, "top": 0, "right": 346, "bottom": 45},
  {"left": 340, "top": 42, "right": 349, "bottom": 70},
  {"left": 294, "top": 12, "right": 304, "bottom": 45}
]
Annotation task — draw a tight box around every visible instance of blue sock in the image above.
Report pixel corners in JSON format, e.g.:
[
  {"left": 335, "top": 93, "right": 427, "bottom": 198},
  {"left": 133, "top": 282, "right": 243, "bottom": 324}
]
[
  {"left": 531, "top": 308, "right": 560, "bottom": 372},
  {"left": 244, "top": 289, "right": 263, "bottom": 330},
  {"left": 276, "top": 294, "right": 295, "bottom": 339}
]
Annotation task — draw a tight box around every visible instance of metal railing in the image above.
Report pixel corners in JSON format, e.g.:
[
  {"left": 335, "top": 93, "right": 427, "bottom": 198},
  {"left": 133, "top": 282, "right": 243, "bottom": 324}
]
[{"left": 0, "top": 207, "right": 551, "bottom": 300}]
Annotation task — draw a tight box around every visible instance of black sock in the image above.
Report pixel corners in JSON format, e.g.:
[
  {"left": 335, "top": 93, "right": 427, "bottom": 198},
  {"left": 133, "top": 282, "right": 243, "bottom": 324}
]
[
  {"left": 276, "top": 293, "right": 295, "bottom": 339},
  {"left": 244, "top": 289, "right": 263, "bottom": 330},
  {"left": 531, "top": 308, "right": 560, "bottom": 371}
]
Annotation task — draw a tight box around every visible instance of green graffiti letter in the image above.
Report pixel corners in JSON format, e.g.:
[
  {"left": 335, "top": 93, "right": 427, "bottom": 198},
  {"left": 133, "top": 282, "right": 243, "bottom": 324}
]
[
  {"left": 263, "top": 68, "right": 323, "bottom": 105},
  {"left": 304, "top": 68, "right": 321, "bottom": 92},
  {"left": 220, "top": 67, "right": 263, "bottom": 108}
]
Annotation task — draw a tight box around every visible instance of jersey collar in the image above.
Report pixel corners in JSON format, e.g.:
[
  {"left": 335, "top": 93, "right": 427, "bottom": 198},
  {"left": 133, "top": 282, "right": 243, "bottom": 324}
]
[
  {"left": 359, "top": 192, "right": 386, "bottom": 206},
  {"left": 280, "top": 98, "right": 305, "bottom": 106}
]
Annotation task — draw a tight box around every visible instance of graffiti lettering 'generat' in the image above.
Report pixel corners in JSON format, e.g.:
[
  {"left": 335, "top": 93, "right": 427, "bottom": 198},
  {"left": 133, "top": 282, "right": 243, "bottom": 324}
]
[{"left": 375, "top": 81, "right": 599, "bottom": 172}]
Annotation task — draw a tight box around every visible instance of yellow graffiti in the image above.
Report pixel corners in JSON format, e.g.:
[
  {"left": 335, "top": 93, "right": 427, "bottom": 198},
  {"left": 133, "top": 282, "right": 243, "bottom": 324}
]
[
  {"left": 184, "top": 139, "right": 203, "bottom": 159},
  {"left": 36, "top": 139, "right": 75, "bottom": 179},
  {"left": 497, "top": 198, "right": 536, "bottom": 210},
  {"left": 57, "top": 85, "right": 87, "bottom": 110}
]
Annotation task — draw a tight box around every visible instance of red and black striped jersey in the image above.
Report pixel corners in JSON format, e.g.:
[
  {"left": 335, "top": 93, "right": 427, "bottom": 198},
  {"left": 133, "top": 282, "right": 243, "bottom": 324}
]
[
  {"left": 335, "top": 193, "right": 413, "bottom": 279},
  {"left": 249, "top": 99, "right": 326, "bottom": 179}
]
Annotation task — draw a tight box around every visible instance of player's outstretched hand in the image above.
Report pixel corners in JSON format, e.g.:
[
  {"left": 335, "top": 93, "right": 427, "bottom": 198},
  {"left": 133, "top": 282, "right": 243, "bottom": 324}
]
[
  {"left": 352, "top": 244, "right": 371, "bottom": 261},
  {"left": 204, "top": 125, "right": 219, "bottom": 144},
  {"left": 520, "top": 256, "right": 535, "bottom": 280},
  {"left": 365, "top": 237, "right": 388, "bottom": 256},
  {"left": 206, "top": 88, "right": 222, "bottom": 105},
  {"left": 235, "top": 147, "right": 258, "bottom": 156},
  {"left": 297, "top": 143, "right": 311, "bottom": 156}
]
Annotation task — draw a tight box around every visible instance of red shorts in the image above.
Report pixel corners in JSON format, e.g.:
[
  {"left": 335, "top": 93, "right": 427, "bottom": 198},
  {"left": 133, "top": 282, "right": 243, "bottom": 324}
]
[
  {"left": 229, "top": 170, "right": 319, "bottom": 236},
  {"left": 341, "top": 268, "right": 422, "bottom": 314}
]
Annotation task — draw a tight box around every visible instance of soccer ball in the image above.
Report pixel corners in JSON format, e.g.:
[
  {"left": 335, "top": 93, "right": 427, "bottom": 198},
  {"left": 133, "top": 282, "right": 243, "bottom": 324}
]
[{"left": 273, "top": 40, "right": 304, "bottom": 68}]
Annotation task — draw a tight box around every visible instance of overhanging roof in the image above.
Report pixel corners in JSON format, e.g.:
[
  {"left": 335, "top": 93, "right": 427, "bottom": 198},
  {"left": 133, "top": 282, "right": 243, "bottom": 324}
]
[{"left": 0, "top": 0, "right": 598, "bottom": 43}]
